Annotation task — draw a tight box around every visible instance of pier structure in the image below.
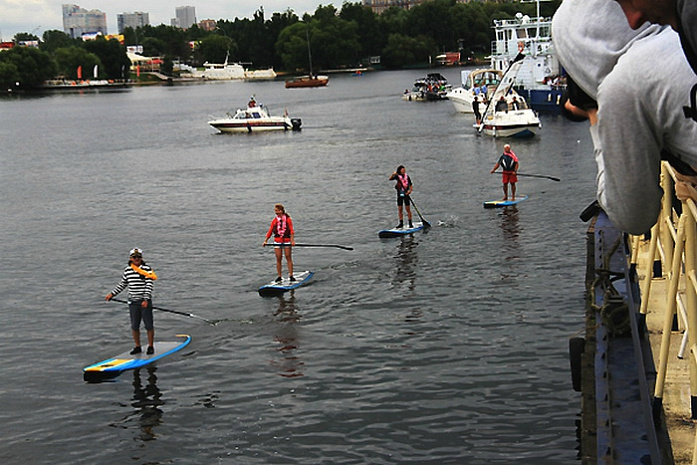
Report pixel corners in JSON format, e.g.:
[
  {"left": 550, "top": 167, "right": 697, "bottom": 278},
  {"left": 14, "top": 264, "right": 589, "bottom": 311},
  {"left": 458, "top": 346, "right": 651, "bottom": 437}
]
[{"left": 580, "top": 161, "right": 697, "bottom": 464}]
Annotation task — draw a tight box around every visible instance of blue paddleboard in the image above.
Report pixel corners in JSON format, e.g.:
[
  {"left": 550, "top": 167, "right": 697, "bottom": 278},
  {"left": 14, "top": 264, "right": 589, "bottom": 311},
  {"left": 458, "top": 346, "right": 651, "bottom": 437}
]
[
  {"left": 258, "top": 270, "right": 314, "bottom": 297},
  {"left": 483, "top": 195, "right": 528, "bottom": 208},
  {"left": 83, "top": 334, "right": 191, "bottom": 381},
  {"left": 378, "top": 221, "right": 425, "bottom": 238}
]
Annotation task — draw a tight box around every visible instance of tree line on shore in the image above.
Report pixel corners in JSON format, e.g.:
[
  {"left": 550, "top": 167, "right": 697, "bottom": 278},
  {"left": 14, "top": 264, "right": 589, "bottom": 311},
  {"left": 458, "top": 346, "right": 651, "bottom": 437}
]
[{"left": 0, "top": 0, "right": 560, "bottom": 91}]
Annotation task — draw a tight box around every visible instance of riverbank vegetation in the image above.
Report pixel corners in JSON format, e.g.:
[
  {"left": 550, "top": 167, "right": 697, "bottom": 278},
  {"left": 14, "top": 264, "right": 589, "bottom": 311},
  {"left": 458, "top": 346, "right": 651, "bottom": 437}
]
[{"left": 0, "top": 0, "right": 560, "bottom": 91}]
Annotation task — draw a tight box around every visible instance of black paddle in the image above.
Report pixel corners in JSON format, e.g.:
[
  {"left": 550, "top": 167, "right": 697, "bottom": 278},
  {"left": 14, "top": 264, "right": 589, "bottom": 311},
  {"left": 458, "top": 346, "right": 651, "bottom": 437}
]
[
  {"left": 264, "top": 243, "right": 354, "bottom": 251},
  {"left": 409, "top": 198, "right": 431, "bottom": 227},
  {"left": 109, "top": 297, "right": 218, "bottom": 325},
  {"left": 492, "top": 171, "right": 560, "bottom": 182},
  {"left": 516, "top": 173, "right": 561, "bottom": 182}
]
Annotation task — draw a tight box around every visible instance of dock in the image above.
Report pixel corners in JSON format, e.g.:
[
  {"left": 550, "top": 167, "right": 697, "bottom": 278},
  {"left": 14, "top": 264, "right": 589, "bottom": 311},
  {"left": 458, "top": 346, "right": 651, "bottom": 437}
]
[{"left": 579, "top": 162, "right": 697, "bottom": 464}]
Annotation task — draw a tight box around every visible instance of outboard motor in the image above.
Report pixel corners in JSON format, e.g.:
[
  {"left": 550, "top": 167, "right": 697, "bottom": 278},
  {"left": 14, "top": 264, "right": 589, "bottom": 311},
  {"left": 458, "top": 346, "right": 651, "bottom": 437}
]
[{"left": 291, "top": 118, "right": 302, "bottom": 131}]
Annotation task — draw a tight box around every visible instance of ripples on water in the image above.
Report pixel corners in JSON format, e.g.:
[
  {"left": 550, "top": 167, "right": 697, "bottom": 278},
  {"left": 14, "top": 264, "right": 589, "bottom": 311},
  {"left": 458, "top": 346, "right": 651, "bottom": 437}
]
[{"left": 0, "top": 70, "right": 596, "bottom": 464}]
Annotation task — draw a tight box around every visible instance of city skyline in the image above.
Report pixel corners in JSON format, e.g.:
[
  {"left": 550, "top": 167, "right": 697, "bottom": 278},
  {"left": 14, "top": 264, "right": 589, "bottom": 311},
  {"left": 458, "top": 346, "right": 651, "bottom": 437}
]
[{"left": 0, "top": 1, "right": 329, "bottom": 40}]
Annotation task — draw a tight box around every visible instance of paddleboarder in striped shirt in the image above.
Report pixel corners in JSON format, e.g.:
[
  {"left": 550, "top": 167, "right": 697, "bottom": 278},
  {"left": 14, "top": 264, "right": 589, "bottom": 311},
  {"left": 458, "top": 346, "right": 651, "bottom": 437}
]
[
  {"left": 105, "top": 248, "right": 158, "bottom": 355},
  {"left": 263, "top": 204, "right": 296, "bottom": 282}
]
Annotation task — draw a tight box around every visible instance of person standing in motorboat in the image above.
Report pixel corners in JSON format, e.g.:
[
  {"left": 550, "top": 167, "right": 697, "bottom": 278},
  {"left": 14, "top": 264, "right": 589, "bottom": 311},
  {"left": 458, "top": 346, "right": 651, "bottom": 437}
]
[
  {"left": 262, "top": 203, "right": 296, "bottom": 282},
  {"left": 389, "top": 165, "right": 414, "bottom": 229},
  {"left": 491, "top": 144, "right": 519, "bottom": 201},
  {"left": 105, "top": 248, "right": 158, "bottom": 355}
]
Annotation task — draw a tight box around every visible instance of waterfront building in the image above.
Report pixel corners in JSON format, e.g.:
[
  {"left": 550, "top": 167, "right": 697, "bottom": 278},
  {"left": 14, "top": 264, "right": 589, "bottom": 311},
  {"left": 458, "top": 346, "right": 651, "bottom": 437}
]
[
  {"left": 172, "top": 6, "right": 196, "bottom": 29},
  {"left": 117, "top": 12, "right": 149, "bottom": 34},
  {"left": 363, "top": 0, "right": 474, "bottom": 14},
  {"left": 62, "top": 4, "right": 107, "bottom": 38},
  {"left": 199, "top": 19, "right": 217, "bottom": 32}
]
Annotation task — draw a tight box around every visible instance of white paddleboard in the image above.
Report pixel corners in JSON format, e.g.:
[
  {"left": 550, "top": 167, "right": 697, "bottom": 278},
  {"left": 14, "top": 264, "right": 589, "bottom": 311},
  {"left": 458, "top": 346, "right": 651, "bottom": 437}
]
[
  {"left": 378, "top": 221, "right": 424, "bottom": 238},
  {"left": 83, "top": 334, "right": 191, "bottom": 381},
  {"left": 258, "top": 270, "right": 314, "bottom": 296}
]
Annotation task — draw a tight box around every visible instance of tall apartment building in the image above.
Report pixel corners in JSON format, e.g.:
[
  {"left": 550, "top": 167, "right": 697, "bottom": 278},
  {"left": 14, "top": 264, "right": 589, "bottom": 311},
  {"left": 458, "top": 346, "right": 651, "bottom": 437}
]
[
  {"left": 62, "top": 4, "right": 107, "bottom": 38},
  {"left": 117, "top": 12, "right": 150, "bottom": 33},
  {"left": 171, "top": 6, "right": 197, "bottom": 29}
]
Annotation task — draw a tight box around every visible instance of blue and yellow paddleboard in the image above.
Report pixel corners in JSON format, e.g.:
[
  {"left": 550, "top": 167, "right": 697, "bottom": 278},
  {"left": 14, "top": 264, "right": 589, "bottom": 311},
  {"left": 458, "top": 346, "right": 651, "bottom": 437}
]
[
  {"left": 258, "top": 270, "right": 314, "bottom": 297},
  {"left": 483, "top": 195, "right": 528, "bottom": 208},
  {"left": 83, "top": 334, "right": 191, "bottom": 381},
  {"left": 378, "top": 221, "right": 425, "bottom": 238}
]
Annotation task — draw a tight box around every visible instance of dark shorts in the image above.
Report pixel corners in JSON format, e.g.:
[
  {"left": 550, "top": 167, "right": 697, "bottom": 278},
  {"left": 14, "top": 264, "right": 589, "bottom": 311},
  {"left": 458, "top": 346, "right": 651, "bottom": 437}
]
[
  {"left": 397, "top": 193, "right": 412, "bottom": 206},
  {"left": 502, "top": 171, "right": 518, "bottom": 184},
  {"left": 129, "top": 300, "right": 154, "bottom": 331}
]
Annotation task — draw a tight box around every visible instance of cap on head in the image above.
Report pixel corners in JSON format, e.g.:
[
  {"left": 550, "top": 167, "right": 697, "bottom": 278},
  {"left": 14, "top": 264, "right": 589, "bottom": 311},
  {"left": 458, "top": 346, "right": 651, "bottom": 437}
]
[{"left": 130, "top": 248, "right": 143, "bottom": 257}]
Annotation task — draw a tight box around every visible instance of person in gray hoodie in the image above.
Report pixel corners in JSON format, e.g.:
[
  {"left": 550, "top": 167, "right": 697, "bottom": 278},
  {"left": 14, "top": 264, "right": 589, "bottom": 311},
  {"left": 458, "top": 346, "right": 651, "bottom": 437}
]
[
  {"left": 614, "top": 0, "right": 697, "bottom": 75},
  {"left": 552, "top": 0, "right": 697, "bottom": 235}
]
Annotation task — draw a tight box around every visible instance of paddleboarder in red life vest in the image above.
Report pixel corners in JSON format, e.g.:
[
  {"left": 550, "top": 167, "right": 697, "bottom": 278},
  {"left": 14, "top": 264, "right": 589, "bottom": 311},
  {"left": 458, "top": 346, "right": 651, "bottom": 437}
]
[
  {"left": 262, "top": 203, "right": 296, "bottom": 282},
  {"left": 105, "top": 248, "right": 158, "bottom": 355},
  {"left": 389, "top": 165, "right": 413, "bottom": 229},
  {"left": 491, "top": 144, "right": 519, "bottom": 201}
]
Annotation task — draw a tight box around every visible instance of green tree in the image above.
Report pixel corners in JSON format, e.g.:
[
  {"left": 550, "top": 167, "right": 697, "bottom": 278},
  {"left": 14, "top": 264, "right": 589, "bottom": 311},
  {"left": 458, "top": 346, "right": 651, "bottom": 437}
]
[
  {"left": 340, "top": 2, "right": 384, "bottom": 58},
  {"left": 40, "top": 30, "right": 78, "bottom": 54},
  {"left": 0, "top": 60, "right": 20, "bottom": 90},
  {"left": 83, "top": 36, "right": 130, "bottom": 80},
  {"left": 381, "top": 33, "right": 434, "bottom": 69},
  {"left": 195, "top": 34, "right": 235, "bottom": 64},
  {"left": 54, "top": 46, "right": 102, "bottom": 79},
  {"left": 0, "top": 46, "right": 57, "bottom": 88}
]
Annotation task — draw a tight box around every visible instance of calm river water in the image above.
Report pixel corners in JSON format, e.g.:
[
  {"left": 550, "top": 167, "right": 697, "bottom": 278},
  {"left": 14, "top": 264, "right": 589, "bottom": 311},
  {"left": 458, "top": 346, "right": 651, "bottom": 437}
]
[{"left": 0, "top": 69, "right": 596, "bottom": 464}]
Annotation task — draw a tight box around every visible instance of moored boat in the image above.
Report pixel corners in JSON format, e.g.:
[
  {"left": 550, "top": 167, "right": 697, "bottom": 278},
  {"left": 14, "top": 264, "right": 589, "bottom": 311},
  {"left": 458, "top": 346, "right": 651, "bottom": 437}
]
[
  {"left": 403, "top": 73, "right": 451, "bottom": 102},
  {"left": 445, "top": 68, "right": 502, "bottom": 113},
  {"left": 285, "top": 75, "right": 329, "bottom": 88},
  {"left": 476, "top": 54, "right": 541, "bottom": 138},
  {"left": 203, "top": 54, "right": 276, "bottom": 81},
  {"left": 489, "top": 2, "right": 565, "bottom": 112},
  {"left": 208, "top": 104, "right": 301, "bottom": 133}
]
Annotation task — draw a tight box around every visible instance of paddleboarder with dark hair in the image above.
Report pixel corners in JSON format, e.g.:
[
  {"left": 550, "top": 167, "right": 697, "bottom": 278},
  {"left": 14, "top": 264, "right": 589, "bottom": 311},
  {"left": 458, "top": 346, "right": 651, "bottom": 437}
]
[
  {"left": 389, "top": 165, "right": 413, "bottom": 229},
  {"left": 263, "top": 203, "right": 296, "bottom": 282},
  {"left": 491, "top": 144, "right": 519, "bottom": 201},
  {"left": 105, "top": 248, "right": 158, "bottom": 355}
]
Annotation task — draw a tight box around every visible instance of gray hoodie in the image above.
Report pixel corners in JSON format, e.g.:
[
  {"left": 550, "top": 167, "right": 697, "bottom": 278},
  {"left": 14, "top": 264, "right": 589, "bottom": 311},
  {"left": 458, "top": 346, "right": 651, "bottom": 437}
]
[{"left": 553, "top": 0, "right": 697, "bottom": 234}]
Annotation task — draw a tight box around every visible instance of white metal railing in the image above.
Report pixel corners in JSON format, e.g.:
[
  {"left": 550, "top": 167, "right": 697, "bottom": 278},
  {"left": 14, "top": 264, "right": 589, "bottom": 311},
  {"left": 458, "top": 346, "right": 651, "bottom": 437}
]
[{"left": 630, "top": 161, "right": 697, "bottom": 464}]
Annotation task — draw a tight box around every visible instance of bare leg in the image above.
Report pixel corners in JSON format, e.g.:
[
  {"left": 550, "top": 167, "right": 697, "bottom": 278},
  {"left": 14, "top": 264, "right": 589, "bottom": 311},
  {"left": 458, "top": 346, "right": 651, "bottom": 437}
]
[
  {"left": 147, "top": 329, "right": 154, "bottom": 348},
  {"left": 405, "top": 204, "right": 412, "bottom": 222},
  {"left": 275, "top": 247, "right": 283, "bottom": 277},
  {"left": 132, "top": 329, "right": 141, "bottom": 348},
  {"left": 502, "top": 183, "right": 508, "bottom": 200},
  {"left": 511, "top": 183, "right": 516, "bottom": 201},
  {"left": 285, "top": 247, "right": 294, "bottom": 277}
]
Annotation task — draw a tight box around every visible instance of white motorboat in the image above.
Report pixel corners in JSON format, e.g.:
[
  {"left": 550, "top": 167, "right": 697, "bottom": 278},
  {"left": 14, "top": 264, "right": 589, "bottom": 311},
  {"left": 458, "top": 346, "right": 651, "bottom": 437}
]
[
  {"left": 476, "top": 54, "right": 541, "bottom": 138},
  {"left": 208, "top": 104, "right": 301, "bottom": 134},
  {"left": 489, "top": 1, "right": 564, "bottom": 112},
  {"left": 402, "top": 73, "right": 451, "bottom": 101},
  {"left": 445, "top": 68, "right": 503, "bottom": 113}
]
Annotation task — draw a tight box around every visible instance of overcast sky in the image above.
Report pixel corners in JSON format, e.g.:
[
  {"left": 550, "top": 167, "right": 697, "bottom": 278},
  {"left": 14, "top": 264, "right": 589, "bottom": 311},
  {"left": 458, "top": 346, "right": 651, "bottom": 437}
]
[{"left": 0, "top": 1, "right": 336, "bottom": 40}]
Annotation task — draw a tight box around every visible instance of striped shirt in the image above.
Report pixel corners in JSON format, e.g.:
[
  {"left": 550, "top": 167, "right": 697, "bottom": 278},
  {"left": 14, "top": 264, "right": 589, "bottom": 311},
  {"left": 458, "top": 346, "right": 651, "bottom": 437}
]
[{"left": 111, "top": 264, "right": 155, "bottom": 301}]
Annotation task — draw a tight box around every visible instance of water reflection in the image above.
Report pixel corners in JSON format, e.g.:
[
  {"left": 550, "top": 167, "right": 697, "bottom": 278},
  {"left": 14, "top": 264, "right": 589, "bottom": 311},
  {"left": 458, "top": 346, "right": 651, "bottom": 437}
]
[
  {"left": 498, "top": 206, "right": 521, "bottom": 258},
  {"left": 110, "top": 367, "right": 164, "bottom": 442},
  {"left": 392, "top": 235, "right": 419, "bottom": 292},
  {"left": 271, "top": 293, "right": 304, "bottom": 378}
]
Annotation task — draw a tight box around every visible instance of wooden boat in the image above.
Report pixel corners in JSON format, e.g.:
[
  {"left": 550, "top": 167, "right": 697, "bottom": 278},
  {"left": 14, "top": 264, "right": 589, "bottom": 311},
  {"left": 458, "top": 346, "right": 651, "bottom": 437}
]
[{"left": 285, "top": 75, "right": 329, "bottom": 88}]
